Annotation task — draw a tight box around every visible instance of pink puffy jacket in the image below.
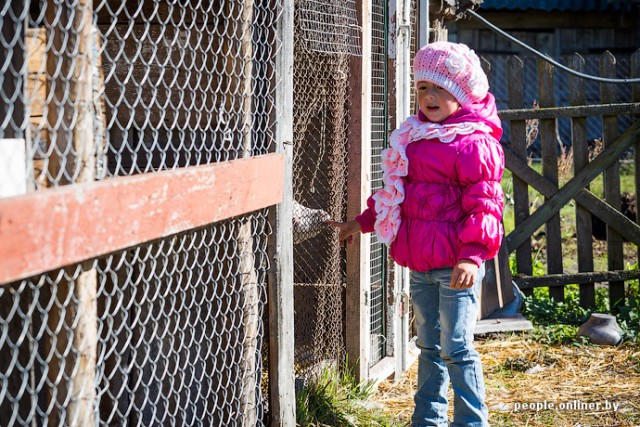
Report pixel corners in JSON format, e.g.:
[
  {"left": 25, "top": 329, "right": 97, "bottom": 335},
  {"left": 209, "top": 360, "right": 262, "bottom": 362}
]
[{"left": 356, "top": 94, "right": 505, "bottom": 272}]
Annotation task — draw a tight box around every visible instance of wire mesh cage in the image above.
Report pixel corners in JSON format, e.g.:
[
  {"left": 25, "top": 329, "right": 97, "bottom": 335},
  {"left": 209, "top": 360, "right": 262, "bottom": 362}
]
[
  {"left": 296, "top": 0, "right": 362, "bottom": 56},
  {"left": 0, "top": 216, "right": 271, "bottom": 426},
  {"left": 1, "top": 0, "right": 281, "bottom": 425},
  {"left": 369, "top": 0, "right": 389, "bottom": 367},
  {"left": 290, "top": 0, "right": 361, "bottom": 375}
]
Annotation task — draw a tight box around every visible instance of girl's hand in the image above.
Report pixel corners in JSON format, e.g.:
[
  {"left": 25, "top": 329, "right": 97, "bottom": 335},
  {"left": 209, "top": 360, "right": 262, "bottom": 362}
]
[
  {"left": 328, "top": 219, "right": 362, "bottom": 244},
  {"left": 450, "top": 259, "right": 479, "bottom": 289}
]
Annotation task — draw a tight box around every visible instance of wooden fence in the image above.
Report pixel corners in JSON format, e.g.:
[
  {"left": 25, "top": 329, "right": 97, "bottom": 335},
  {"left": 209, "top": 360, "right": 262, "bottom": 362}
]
[{"left": 495, "top": 50, "right": 640, "bottom": 311}]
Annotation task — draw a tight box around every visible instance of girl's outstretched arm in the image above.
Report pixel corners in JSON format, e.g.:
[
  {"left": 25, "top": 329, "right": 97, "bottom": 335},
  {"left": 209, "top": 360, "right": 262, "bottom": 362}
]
[{"left": 328, "top": 220, "right": 362, "bottom": 244}]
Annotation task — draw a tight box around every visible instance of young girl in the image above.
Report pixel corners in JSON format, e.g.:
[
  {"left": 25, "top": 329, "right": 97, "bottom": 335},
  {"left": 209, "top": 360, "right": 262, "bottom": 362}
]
[{"left": 331, "top": 41, "right": 504, "bottom": 427}]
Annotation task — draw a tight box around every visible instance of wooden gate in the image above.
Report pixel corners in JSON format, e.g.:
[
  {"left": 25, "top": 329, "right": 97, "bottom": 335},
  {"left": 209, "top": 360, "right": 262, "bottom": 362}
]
[{"left": 496, "top": 51, "right": 640, "bottom": 311}]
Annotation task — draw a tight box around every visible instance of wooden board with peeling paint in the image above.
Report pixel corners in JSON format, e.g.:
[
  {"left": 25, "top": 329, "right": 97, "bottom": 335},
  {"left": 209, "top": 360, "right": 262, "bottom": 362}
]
[{"left": 0, "top": 153, "right": 284, "bottom": 284}]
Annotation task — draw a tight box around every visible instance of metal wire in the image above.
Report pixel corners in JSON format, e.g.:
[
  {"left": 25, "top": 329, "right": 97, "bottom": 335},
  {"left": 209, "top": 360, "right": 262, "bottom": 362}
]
[
  {"left": 291, "top": 0, "right": 358, "bottom": 376},
  {"left": 369, "top": 0, "right": 388, "bottom": 367},
  {"left": 480, "top": 53, "right": 633, "bottom": 156},
  {"left": 467, "top": 9, "right": 640, "bottom": 85},
  {"left": 296, "top": 0, "right": 362, "bottom": 56},
  {"left": 1, "top": 1, "right": 280, "bottom": 425}
]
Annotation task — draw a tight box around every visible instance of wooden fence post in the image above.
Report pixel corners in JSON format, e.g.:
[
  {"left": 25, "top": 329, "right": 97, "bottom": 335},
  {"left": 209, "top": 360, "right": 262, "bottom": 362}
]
[
  {"left": 569, "top": 53, "right": 595, "bottom": 309},
  {"left": 632, "top": 49, "right": 640, "bottom": 264},
  {"left": 268, "top": 0, "right": 296, "bottom": 423},
  {"left": 346, "top": 0, "right": 372, "bottom": 382},
  {"left": 45, "top": 1, "right": 98, "bottom": 425},
  {"left": 507, "top": 55, "right": 533, "bottom": 296},
  {"left": 239, "top": 0, "right": 260, "bottom": 424},
  {"left": 600, "top": 51, "right": 625, "bottom": 311},
  {"left": 538, "top": 59, "right": 564, "bottom": 302}
]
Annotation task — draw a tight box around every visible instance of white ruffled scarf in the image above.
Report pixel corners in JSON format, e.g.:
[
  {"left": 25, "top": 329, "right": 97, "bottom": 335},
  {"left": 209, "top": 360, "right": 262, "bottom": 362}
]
[{"left": 372, "top": 116, "right": 494, "bottom": 245}]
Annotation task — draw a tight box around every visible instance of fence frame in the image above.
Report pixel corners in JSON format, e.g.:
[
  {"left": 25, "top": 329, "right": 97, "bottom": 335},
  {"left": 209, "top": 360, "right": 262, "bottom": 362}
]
[
  {"left": 267, "top": 0, "right": 296, "bottom": 424},
  {"left": 0, "top": 1, "right": 295, "bottom": 425}
]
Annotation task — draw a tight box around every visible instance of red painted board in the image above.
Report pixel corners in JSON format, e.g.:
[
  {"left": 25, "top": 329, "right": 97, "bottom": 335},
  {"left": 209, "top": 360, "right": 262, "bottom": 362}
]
[{"left": 0, "top": 153, "right": 284, "bottom": 284}]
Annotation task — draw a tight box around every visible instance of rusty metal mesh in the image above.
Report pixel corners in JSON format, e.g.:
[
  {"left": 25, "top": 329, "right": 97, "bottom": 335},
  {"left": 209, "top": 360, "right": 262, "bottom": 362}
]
[
  {"left": 296, "top": 0, "right": 361, "bottom": 56},
  {"left": 1, "top": 1, "right": 280, "bottom": 425},
  {"left": 291, "top": 0, "right": 358, "bottom": 375}
]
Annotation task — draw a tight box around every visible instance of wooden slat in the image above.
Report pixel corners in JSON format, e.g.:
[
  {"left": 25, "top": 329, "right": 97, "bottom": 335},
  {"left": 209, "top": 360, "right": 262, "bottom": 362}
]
[
  {"left": 632, "top": 50, "right": 640, "bottom": 265},
  {"left": 499, "top": 102, "right": 640, "bottom": 121},
  {"left": 267, "top": 0, "right": 296, "bottom": 422},
  {"left": 460, "top": 11, "right": 630, "bottom": 31},
  {"left": 475, "top": 315, "right": 533, "bottom": 335},
  {"left": 538, "top": 60, "right": 564, "bottom": 302},
  {"left": 514, "top": 270, "right": 640, "bottom": 290},
  {"left": 345, "top": 0, "right": 371, "bottom": 383},
  {"left": 505, "top": 149, "right": 640, "bottom": 246},
  {"left": 505, "top": 123, "right": 640, "bottom": 252},
  {"left": 507, "top": 55, "right": 532, "bottom": 294},
  {"left": 0, "top": 153, "right": 284, "bottom": 285},
  {"left": 601, "top": 52, "right": 625, "bottom": 310},
  {"left": 569, "top": 53, "right": 595, "bottom": 308},
  {"left": 238, "top": 2, "right": 258, "bottom": 425}
]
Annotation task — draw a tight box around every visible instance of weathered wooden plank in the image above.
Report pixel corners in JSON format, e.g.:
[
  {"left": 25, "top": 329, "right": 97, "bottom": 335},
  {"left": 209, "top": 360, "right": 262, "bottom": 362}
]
[
  {"left": 480, "top": 45, "right": 514, "bottom": 315},
  {"left": 632, "top": 50, "right": 640, "bottom": 264},
  {"left": 26, "top": 29, "right": 47, "bottom": 119},
  {"left": 396, "top": 0, "right": 415, "bottom": 379},
  {"left": 505, "top": 149, "right": 640, "bottom": 246},
  {"left": 460, "top": 11, "right": 632, "bottom": 31},
  {"left": 238, "top": 2, "right": 258, "bottom": 424},
  {"left": 507, "top": 55, "right": 532, "bottom": 294},
  {"left": 538, "top": 60, "right": 564, "bottom": 302},
  {"left": 42, "top": 2, "right": 99, "bottom": 425},
  {"left": 505, "top": 123, "right": 640, "bottom": 252},
  {"left": 474, "top": 315, "right": 533, "bottom": 335},
  {"left": 569, "top": 53, "right": 595, "bottom": 308},
  {"left": 499, "top": 103, "right": 640, "bottom": 121},
  {"left": 70, "top": 4, "right": 97, "bottom": 424},
  {"left": 267, "top": 0, "right": 296, "bottom": 422},
  {"left": 480, "top": 235, "right": 516, "bottom": 319},
  {"left": 514, "top": 269, "right": 640, "bottom": 290},
  {"left": 345, "top": 0, "right": 371, "bottom": 383},
  {"left": 0, "top": 153, "right": 285, "bottom": 285},
  {"left": 601, "top": 51, "right": 625, "bottom": 310}
]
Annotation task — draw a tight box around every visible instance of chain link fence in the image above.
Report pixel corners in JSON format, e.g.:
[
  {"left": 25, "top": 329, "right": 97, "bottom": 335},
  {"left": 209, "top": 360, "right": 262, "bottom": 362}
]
[
  {"left": 290, "top": 0, "right": 360, "bottom": 375},
  {"left": 1, "top": 1, "right": 280, "bottom": 425}
]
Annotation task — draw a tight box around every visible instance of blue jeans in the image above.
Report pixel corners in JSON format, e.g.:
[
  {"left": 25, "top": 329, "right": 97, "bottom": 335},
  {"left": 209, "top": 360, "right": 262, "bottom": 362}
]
[{"left": 410, "top": 264, "right": 488, "bottom": 427}]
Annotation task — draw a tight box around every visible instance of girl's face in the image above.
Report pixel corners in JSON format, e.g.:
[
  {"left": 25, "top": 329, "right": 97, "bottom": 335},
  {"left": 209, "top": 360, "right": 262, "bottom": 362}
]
[{"left": 416, "top": 81, "right": 461, "bottom": 123}]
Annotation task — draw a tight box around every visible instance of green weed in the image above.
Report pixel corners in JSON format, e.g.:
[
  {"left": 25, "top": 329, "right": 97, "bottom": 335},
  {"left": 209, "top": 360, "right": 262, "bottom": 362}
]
[{"left": 295, "top": 362, "right": 401, "bottom": 427}]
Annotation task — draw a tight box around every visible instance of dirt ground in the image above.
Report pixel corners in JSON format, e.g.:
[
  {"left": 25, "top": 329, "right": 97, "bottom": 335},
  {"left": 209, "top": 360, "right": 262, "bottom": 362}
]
[{"left": 374, "top": 334, "right": 640, "bottom": 426}]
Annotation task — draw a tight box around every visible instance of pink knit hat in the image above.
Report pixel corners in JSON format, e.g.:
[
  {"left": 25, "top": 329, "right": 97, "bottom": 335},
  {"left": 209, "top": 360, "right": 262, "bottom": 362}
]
[{"left": 413, "top": 41, "right": 489, "bottom": 106}]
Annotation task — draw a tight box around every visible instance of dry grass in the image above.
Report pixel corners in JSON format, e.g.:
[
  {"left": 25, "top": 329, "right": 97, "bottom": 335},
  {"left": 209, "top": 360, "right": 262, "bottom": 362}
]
[{"left": 374, "top": 334, "right": 640, "bottom": 426}]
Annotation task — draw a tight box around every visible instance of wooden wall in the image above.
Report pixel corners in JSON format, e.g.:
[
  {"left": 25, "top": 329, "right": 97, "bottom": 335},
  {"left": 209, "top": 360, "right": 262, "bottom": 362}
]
[{"left": 454, "top": 10, "right": 639, "bottom": 57}]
